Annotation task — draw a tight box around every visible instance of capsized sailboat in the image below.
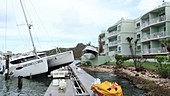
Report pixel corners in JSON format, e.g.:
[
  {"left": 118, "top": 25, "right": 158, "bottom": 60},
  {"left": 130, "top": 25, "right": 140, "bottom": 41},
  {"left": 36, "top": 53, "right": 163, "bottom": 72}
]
[
  {"left": 5, "top": 0, "right": 48, "bottom": 77},
  {"left": 47, "top": 50, "right": 74, "bottom": 68},
  {"left": 8, "top": 52, "right": 48, "bottom": 77}
]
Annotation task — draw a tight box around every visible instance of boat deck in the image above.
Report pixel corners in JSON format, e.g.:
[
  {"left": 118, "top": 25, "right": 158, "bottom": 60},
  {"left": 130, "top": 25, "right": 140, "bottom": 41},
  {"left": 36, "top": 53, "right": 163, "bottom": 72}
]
[{"left": 44, "top": 64, "right": 95, "bottom": 96}]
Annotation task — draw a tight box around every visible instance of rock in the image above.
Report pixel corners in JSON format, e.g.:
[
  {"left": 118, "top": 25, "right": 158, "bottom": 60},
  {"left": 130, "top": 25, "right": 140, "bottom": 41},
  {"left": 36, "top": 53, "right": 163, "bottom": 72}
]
[
  {"left": 141, "top": 71, "right": 146, "bottom": 75},
  {"left": 135, "top": 74, "right": 139, "bottom": 76}
]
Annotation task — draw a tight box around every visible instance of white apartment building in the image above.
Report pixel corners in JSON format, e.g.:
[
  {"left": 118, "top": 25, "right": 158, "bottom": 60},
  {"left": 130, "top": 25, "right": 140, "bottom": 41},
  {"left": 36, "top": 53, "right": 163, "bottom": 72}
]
[{"left": 99, "top": 2, "right": 170, "bottom": 57}]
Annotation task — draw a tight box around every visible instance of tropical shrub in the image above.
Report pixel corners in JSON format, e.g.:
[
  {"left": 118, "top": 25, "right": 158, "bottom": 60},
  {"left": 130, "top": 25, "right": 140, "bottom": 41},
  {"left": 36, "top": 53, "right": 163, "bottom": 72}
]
[
  {"left": 155, "top": 56, "right": 167, "bottom": 69},
  {"left": 83, "top": 61, "right": 92, "bottom": 66},
  {"left": 155, "top": 55, "right": 170, "bottom": 78},
  {"left": 115, "top": 54, "right": 129, "bottom": 67}
]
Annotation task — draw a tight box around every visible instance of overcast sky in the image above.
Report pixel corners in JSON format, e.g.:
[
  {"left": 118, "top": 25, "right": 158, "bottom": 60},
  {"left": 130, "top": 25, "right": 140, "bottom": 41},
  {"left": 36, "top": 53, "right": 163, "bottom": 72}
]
[{"left": 0, "top": 0, "right": 169, "bottom": 53}]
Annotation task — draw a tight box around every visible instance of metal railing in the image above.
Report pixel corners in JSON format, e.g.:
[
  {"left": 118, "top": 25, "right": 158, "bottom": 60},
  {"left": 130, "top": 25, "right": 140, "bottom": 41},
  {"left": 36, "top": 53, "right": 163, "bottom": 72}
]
[
  {"left": 141, "top": 15, "right": 166, "bottom": 28},
  {"left": 143, "top": 47, "right": 167, "bottom": 54},
  {"left": 108, "top": 40, "right": 120, "bottom": 46},
  {"left": 142, "top": 31, "right": 166, "bottom": 41},
  {"left": 108, "top": 31, "right": 117, "bottom": 38}
]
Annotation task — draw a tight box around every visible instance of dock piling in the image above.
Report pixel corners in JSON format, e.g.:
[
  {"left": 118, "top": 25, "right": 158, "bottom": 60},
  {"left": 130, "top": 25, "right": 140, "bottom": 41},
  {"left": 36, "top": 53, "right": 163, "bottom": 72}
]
[
  {"left": 5, "top": 55, "right": 9, "bottom": 80},
  {"left": 30, "top": 73, "right": 32, "bottom": 80},
  {"left": 18, "top": 76, "right": 23, "bottom": 89}
]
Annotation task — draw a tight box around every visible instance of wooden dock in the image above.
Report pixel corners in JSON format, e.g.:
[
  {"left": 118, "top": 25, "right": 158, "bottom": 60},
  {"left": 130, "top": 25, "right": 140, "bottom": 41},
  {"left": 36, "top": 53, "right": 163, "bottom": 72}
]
[{"left": 44, "top": 64, "right": 95, "bottom": 96}]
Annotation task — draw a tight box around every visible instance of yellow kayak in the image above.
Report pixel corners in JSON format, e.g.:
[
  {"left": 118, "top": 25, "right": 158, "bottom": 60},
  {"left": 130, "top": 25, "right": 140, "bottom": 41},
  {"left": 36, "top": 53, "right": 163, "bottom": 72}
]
[{"left": 91, "top": 81, "right": 123, "bottom": 96}]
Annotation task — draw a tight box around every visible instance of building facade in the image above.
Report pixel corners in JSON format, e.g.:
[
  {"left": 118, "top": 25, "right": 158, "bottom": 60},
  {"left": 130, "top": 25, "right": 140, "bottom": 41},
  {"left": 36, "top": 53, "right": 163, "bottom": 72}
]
[{"left": 99, "top": 2, "right": 170, "bottom": 57}]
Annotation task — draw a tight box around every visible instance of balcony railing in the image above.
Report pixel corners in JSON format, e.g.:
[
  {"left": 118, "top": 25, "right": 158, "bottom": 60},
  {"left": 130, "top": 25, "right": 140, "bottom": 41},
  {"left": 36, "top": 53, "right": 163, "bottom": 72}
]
[
  {"left": 108, "top": 31, "right": 117, "bottom": 38},
  {"left": 143, "top": 47, "right": 168, "bottom": 54},
  {"left": 142, "top": 31, "right": 166, "bottom": 42},
  {"left": 141, "top": 15, "right": 166, "bottom": 28},
  {"left": 108, "top": 40, "right": 120, "bottom": 46}
]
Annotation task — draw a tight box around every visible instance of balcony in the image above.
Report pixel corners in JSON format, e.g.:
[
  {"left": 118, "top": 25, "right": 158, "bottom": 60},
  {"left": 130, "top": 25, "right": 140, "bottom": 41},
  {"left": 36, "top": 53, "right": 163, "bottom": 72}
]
[
  {"left": 108, "top": 40, "right": 120, "bottom": 47},
  {"left": 150, "top": 15, "right": 166, "bottom": 24},
  {"left": 108, "top": 31, "right": 117, "bottom": 38},
  {"left": 142, "top": 31, "right": 166, "bottom": 42},
  {"left": 143, "top": 47, "right": 168, "bottom": 55},
  {"left": 141, "top": 15, "right": 166, "bottom": 29}
]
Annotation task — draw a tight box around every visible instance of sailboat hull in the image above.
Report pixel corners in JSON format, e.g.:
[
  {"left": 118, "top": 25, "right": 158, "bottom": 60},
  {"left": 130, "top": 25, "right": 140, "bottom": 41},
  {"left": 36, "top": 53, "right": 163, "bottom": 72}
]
[
  {"left": 0, "top": 62, "right": 4, "bottom": 74},
  {"left": 47, "top": 51, "right": 74, "bottom": 67},
  {"left": 9, "top": 57, "right": 48, "bottom": 77}
]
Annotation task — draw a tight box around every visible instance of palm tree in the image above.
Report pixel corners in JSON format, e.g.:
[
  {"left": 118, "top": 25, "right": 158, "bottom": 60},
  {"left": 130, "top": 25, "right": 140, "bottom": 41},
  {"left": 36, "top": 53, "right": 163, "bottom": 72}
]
[
  {"left": 98, "top": 36, "right": 103, "bottom": 55},
  {"left": 134, "top": 39, "right": 139, "bottom": 54},
  {"left": 134, "top": 39, "right": 140, "bottom": 66},
  {"left": 126, "top": 37, "right": 136, "bottom": 67}
]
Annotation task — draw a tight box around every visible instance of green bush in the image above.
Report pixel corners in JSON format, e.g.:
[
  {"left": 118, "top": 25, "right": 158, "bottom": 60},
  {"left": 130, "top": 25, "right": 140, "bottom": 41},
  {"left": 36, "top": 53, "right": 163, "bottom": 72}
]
[
  {"left": 158, "top": 64, "right": 170, "bottom": 78},
  {"left": 155, "top": 56, "right": 167, "bottom": 69},
  {"left": 115, "top": 54, "right": 129, "bottom": 67},
  {"left": 155, "top": 55, "right": 170, "bottom": 78},
  {"left": 83, "top": 61, "right": 92, "bottom": 66}
]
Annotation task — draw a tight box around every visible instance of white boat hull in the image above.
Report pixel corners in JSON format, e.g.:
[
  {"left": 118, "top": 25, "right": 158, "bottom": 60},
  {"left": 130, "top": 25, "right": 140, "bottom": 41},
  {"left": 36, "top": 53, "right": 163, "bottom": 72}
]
[
  {"left": 83, "top": 53, "right": 96, "bottom": 60},
  {"left": 47, "top": 51, "right": 74, "bottom": 67},
  {"left": 0, "top": 62, "right": 3, "bottom": 73},
  {"left": 0, "top": 60, "right": 5, "bottom": 74},
  {"left": 9, "top": 57, "right": 48, "bottom": 77}
]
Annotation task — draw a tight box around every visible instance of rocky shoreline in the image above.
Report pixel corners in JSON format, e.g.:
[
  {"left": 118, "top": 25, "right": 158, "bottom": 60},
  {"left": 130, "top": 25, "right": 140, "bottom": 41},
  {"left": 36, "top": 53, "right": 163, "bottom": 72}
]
[{"left": 81, "top": 64, "right": 170, "bottom": 96}]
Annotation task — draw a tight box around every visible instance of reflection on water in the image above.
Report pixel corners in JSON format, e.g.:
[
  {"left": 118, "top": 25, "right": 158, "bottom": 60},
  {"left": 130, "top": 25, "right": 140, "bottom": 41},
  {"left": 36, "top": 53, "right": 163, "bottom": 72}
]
[
  {"left": 85, "top": 70, "right": 146, "bottom": 96},
  {"left": 0, "top": 74, "right": 51, "bottom": 96},
  {"left": 0, "top": 69, "right": 145, "bottom": 96}
]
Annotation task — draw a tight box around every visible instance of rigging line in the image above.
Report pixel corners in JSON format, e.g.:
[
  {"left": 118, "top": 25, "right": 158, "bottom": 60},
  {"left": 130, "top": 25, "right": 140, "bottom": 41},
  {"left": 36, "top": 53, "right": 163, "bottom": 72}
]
[
  {"left": 28, "top": 0, "right": 53, "bottom": 47},
  {"left": 20, "top": 0, "right": 37, "bottom": 56},
  {"left": 21, "top": 0, "right": 41, "bottom": 52},
  {"left": 26, "top": 0, "right": 42, "bottom": 51},
  {"left": 12, "top": 0, "right": 29, "bottom": 51},
  {"left": 22, "top": 0, "right": 32, "bottom": 24},
  {"left": 31, "top": 27, "right": 42, "bottom": 51},
  {"left": 5, "top": 0, "right": 8, "bottom": 52}
]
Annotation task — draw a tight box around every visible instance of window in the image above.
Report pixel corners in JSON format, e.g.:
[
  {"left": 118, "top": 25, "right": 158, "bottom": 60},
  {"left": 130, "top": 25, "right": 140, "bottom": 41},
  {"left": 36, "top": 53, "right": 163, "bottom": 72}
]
[
  {"left": 137, "top": 34, "right": 141, "bottom": 39},
  {"left": 118, "top": 46, "right": 121, "bottom": 51},
  {"left": 164, "top": 27, "right": 166, "bottom": 31},
  {"left": 137, "top": 46, "right": 141, "bottom": 51},
  {"left": 136, "top": 23, "right": 140, "bottom": 29}
]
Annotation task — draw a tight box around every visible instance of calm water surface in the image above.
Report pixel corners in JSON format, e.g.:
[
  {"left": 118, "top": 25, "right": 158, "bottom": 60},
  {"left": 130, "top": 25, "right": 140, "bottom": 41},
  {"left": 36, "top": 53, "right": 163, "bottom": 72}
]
[
  {"left": 0, "top": 70, "right": 146, "bottom": 96},
  {"left": 0, "top": 74, "right": 51, "bottom": 96},
  {"left": 85, "top": 70, "right": 146, "bottom": 96}
]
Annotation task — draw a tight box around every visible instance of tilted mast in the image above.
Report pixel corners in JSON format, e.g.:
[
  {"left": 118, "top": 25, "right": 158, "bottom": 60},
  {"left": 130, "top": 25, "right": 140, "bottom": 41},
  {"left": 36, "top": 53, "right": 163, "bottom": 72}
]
[{"left": 19, "top": 0, "right": 37, "bottom": 56}]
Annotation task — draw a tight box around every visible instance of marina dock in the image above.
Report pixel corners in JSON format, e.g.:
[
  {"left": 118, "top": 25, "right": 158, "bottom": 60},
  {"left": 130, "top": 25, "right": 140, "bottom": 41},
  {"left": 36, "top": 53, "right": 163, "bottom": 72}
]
[{"left": 44, "top": 63, "right": 95, "bottom": 96}]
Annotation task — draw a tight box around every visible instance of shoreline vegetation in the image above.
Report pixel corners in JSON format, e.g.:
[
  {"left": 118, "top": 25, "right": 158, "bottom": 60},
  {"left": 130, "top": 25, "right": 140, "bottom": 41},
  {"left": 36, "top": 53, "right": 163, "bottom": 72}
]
[{"left": 81, "top": 63, "right": 170, "bottom": 96}]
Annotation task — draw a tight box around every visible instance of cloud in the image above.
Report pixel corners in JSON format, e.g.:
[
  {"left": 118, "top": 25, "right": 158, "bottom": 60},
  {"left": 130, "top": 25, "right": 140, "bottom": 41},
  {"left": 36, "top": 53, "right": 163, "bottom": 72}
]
[
  {"left": 137, "top": 0, "right": 170, "bottom": 12},
  {"left": 1, "top": 0, "right": 168, "bottom": 53}
]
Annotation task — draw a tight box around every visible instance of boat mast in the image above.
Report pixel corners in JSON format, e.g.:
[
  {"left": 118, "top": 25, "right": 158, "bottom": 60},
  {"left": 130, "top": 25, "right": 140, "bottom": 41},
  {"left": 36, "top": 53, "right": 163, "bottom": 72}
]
[{"left": 19, "top": 0, "right": 37, "bottom": 56}]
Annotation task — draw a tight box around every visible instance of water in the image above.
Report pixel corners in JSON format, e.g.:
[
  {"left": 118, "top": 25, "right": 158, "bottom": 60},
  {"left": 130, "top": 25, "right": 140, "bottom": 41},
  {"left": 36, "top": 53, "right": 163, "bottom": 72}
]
[
  {"left": 0, "top": 74, "right": 51, "bottom": 96},
  {"left": 0, "top": 70, "right": 145, "bottom": 96},
  {"left": 85, "top": 70, "right": 146, "bottom": 96}
]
